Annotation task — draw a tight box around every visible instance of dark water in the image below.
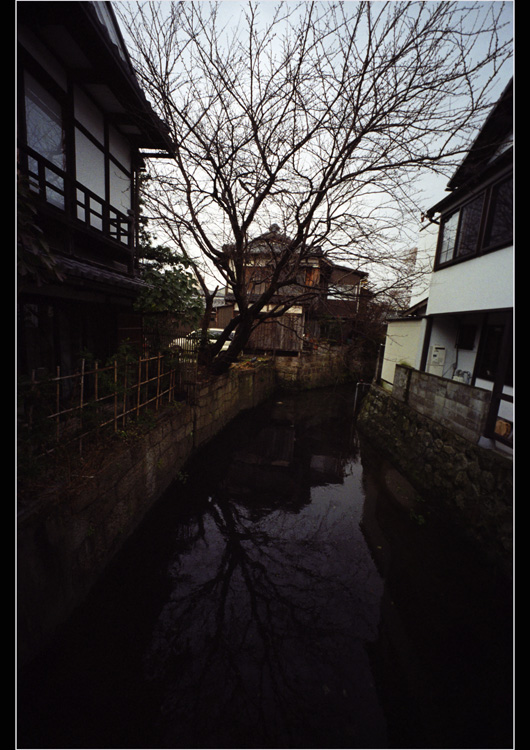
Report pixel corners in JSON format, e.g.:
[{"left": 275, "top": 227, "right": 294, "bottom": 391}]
[{"left": 17, "top": 386, "right": 513, "bottom": 749}]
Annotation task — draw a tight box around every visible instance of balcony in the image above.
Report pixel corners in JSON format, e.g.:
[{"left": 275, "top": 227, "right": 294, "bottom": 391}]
[{"left": 19, "top": 143, "right": 135, "bottom": 267}]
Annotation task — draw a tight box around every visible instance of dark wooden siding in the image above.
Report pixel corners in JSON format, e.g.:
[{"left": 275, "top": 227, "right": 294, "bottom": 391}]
[{"left": 247, "top": 312, "right": 304, "bottom": 352}]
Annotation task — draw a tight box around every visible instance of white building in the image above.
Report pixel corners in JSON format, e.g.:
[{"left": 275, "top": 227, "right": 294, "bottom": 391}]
[{"left": 381, "top": 79, "right": 513, "bottom": 451}]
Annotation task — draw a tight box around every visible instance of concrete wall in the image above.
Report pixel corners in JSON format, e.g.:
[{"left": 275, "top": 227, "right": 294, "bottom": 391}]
[
  {"left": 380, "top": 319, "right": 425, "bottom": 385},
  {"left": 17, "top": 364, "right": 276, "bottom": 667},
  {"left": 392, "top": 365, "right": 491, "bottom": 443},
  {"left": 357, "top": 383, "right": 513, "bottom": 576}
]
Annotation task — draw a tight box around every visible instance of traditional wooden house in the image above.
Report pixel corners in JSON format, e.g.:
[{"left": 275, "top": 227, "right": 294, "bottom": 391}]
[
  {"left": 305, "top": 262, "right": 371, "bottom": 344},
  {"left": 222, "top": 225, "right": 368, "bottom": 353},
  {"left": 17, "top": 1, "right": 174, "bottom": 376}
]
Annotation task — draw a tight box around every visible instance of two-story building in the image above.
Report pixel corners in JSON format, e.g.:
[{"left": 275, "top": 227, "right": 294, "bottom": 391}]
[
  {"left": 17, "top": 1, "right": 174, "bottom": 376},
  {"left": 222, "top": 225, "right": 368, "bottom": 353},
  {"left": 381, "top": 79, "right": 513, "bottom": 451}
]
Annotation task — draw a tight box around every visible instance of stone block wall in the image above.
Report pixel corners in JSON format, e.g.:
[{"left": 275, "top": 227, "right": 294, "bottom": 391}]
[
  {"left": 357, "top": 384, "right": 513, "bottom": 575},
  {"left": 274, "top": 345, "right": 353, "bottom": 389},
  {"left": 392, "top": 365, "right": 491, "bottom": 443},
  {"left": 17, "top": 364, "right": 276, "bottom": 667}
]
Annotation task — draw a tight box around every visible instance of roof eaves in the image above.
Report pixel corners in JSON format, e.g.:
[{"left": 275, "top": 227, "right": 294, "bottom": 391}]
[{"left": 426, "top": 78, "right": 513, "bottom": 218}]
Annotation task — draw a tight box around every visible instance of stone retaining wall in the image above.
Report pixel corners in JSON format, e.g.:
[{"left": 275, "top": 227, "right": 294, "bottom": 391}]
[
  {"left": 274, "top": 345, "right": 353, "bottom": 389},
  {"left": 17, "top": 364, "right": 276, "bottom": 667},
  {"left": 357, "top": 384, "right": 513, "bottom": 575}
]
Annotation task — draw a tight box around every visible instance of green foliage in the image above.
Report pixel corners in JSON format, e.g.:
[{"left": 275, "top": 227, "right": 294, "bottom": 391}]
[
  {"left": 409, "top": 510, "right": 426, "bottom": 526},
  {"left": 134, "top": 236, "right": 204, "bottom": 354},
  {"left": 135, "top": 229, "right": 204, "bottom": 321},
  {"left": 17, "top": 370, "right": 58, "bottom": 467},
  {"left": 114, "top": 412, "right": 157, "bottom": 444},
  {"left": 135, "top": 264, "right": 203, "bottom": 321},
  {"left": 105, "top": 340, "right": 141, "bottom": 368}
]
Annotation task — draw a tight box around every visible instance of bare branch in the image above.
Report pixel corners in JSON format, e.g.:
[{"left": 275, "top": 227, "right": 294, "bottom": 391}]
[{"left": 116, "top": 0, "right": 512, "bottom": 368}]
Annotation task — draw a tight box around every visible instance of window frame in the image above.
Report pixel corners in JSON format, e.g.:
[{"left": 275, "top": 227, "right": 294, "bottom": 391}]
[
  {"left": 18, "top": 49, "right": 135, "bottom": 249},
  {"left": 473, "top": 316, "right": 513, "bottom": 387},
  {"left": 434, "top": 169, "right": 513, "bottom": 270}
]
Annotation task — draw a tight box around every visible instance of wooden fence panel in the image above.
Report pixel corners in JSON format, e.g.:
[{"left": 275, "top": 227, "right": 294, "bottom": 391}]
[{"left": 248, "top": 313, "right": 304, "bottom": 352}]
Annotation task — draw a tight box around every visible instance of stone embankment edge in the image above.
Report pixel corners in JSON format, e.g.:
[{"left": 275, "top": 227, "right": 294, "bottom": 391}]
[
  {"left": 17, "top": 364, "right": 276, "bottom": 668},
  {"left": 356, "top": 384, "right": 513, "bottom": 577}
]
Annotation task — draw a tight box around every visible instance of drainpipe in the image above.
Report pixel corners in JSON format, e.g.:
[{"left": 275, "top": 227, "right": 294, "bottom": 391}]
[
  {"left": 419, "top": 316, "right": 433, "bottom": 372},
  {"left": 373, "top": 343, "right": 384, "bottom": 384}
]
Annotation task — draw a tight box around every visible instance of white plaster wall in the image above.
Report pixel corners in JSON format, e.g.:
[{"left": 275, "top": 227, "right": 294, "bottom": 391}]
[
  {"left": 75, "top": 128, "right": 105, "bottom": 199},
  {"left": 74, "top": 86, "right": 105, "bottom": 145},
  {"left": 381, "top": 318, "right": 424, "bottom": 384},
  {"left": 426, "top": 246, "right": 513, "bottom": 316},
  {"left": 425, "top": 317, "right": 461, "bottom": 379}
]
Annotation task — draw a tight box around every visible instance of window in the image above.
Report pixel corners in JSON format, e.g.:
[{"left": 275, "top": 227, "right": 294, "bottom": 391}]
[
  {"left": 20, "top": 63, "right": 135, "bottom": 246},
  {"left": 24, "top": 73, "right": 65, "bottom": 170},
  {"left": 24, "top": 73, "right": 66, "bottom": 208},
  {"left": 484, "top": 177, "right": 512, "bottom": 250},
  {"left": 438, "top": 212, "right": 459, "bottom": 265},
  {"left": 455, "top": 323, "right": 476, "bottom": 351},
  {"left": 475, "top": 322, "right": 512, "bottom": 386},
  {"left": 75, "top": 128, "right": 105, "bottom": 199},
  {"left": 436, "top": 174, "right": 512, "bottom": 267},
  {"left": 455, "top": 194, "right": 484, "bottom": 258}
]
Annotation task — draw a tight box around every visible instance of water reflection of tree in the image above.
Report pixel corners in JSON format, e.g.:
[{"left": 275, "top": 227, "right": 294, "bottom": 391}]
[
  {"left": 144, "top": 489, "right": 384, "bottom": 748},
  {"left": 140, "top": 388, "right": 385, "bottom": 747}
]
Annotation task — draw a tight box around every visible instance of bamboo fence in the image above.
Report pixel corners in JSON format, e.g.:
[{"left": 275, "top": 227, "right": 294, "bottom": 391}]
[{"left": 19, "top": 344, "right": 198, "bottom": 456}]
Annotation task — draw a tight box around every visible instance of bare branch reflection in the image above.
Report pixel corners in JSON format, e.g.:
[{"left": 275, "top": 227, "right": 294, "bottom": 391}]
[{"left": 142, "top": 392, "right": 386, "bottom": 748}]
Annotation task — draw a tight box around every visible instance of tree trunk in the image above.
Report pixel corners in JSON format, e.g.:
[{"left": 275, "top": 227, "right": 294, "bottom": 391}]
[
  {"left": 196, "top": 292, "right": 216, "bottom": 367},
  {"left": 209, "top": 315, "right": 254, "bottom": 375}
]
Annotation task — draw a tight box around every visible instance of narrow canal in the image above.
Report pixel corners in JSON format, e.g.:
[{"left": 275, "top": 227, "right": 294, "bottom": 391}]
[{"left": 17, "top": 386, "right": 513, "bottom": 749}]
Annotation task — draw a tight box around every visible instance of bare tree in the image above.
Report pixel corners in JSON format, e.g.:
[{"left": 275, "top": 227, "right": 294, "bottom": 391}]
[{"left": 117, "top": 0, "right": 512, "bottom": 372}]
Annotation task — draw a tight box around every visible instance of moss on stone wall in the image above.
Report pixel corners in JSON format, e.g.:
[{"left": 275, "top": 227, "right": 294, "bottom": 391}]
[{"left": 357, "top": 385, "right": 513, "bottom": 576}]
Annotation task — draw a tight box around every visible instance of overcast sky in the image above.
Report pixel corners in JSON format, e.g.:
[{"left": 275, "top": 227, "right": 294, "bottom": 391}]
[{"left": 114, "top": 0, "right": 513, "bottom": 291}]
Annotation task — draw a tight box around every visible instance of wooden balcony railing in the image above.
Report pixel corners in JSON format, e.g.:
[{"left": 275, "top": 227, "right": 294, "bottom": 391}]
[{"left": 19, "top": 144, "right": 134, "bottom": 249}]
